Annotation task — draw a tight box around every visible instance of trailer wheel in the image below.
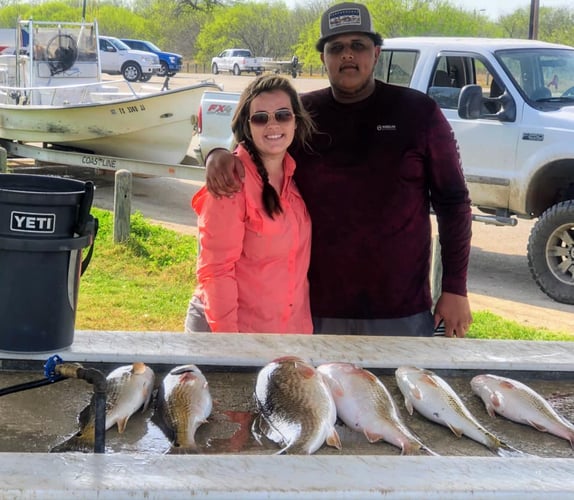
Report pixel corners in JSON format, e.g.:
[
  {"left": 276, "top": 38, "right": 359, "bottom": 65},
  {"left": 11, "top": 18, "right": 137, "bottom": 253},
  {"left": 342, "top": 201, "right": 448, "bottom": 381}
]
[
  {"left": 233, "top": 64, "right": 241, "bottom": 76},
  {"left": 527, "top": 200, "right": 574, "bottom": 304}
]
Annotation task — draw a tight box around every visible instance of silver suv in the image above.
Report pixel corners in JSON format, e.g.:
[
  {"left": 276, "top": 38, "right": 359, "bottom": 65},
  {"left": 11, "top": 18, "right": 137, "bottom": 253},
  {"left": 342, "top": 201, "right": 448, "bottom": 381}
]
[{"left": 98, "top": 36, "right": 160, "bottom": 82}]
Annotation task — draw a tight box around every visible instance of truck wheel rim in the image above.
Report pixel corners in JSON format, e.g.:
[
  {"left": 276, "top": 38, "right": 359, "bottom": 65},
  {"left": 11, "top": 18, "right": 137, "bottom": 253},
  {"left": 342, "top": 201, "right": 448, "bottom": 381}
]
[{"left": 545, "top": 222, "right": 574, "bottom": 285}]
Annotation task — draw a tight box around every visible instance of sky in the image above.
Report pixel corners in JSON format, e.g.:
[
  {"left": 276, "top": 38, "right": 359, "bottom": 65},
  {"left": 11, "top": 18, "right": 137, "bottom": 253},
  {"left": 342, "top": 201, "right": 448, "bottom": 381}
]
[
  {"left": 285, "top": 1, "right": 571, "bottom": 20},
  {"left": 449, "top": 0, "right": 571, "bottom": 19}
]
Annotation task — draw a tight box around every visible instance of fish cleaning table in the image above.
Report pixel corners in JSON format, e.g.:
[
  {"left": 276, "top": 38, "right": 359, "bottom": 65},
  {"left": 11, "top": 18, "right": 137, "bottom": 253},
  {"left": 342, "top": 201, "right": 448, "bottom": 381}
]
[{"left": 1, "top": 330, "right": 573, "bottom": 499}]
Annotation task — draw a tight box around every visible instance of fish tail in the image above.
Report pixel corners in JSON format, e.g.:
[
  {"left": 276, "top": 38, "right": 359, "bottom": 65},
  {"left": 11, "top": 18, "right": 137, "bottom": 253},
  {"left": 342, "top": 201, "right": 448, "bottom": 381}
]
[
  {"left": 402, "top": 441, "right": 439, "bottom": 456},
  {"left": 50, "top": 433, "right": 95, "bottom": 453},
  {"left": 167, "top": 445, "right": 198, "bottom": 455},
  {"left": 495, "top": 441, "right": 530, "bottom": 458},
  {"left": 420, "top": 444, "right": 440, "bottom": 456}
]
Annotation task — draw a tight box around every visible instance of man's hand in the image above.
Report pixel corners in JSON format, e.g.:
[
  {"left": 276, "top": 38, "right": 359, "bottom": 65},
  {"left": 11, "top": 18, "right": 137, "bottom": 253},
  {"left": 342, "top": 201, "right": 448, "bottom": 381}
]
[
  {"left": 205, "top": 149, "right": 245, "bottom": 197},
  {"left": 434, "top": 292, "right": 472, "bottom": 337}
]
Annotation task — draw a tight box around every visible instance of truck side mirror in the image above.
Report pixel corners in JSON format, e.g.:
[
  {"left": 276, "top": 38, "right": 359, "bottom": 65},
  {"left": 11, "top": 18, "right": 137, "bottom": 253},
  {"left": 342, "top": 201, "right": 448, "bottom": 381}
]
[
  {"left": 458, "top": 84, "right": 484, "bottom": 119},
  {"left": 458, "top": 84, "right": 516, "bottom": 122}
]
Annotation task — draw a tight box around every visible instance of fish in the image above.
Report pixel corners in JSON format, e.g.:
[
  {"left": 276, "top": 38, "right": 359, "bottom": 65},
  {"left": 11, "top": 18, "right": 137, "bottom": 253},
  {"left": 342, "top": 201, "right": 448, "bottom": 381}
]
[
  {"left": 252, "top": 355, "right": 342, "bottom": 454},
  {"left": 51, "top": 362, "right": 155, "bottom": 452},
  {"left": 317, "top": 362, "right": 436, "bottom": 455},
  {"left": 154, "top": 364, "right": 213, "bottom": 454},
  {"left": 395, "top": 366, "right": 523, "bottom": 457},
  {"left": 471, "top": 373, "right": 574, "bottom": 447}
]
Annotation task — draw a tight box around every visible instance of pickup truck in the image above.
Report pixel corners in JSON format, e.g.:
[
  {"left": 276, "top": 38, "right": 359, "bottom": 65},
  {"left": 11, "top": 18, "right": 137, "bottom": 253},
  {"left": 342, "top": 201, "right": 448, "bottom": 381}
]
[
  {"left": 99, "top": 35, "right": 161, "bottom": 82},
  {"left": 120, "top": 38, "right": 182, "bottom": 77},
  {"left": 196, "top": 37, "right": 574, "bottom": 305},
  {"left": 211, "top": 49, "right": 264, "bottom": 76}
]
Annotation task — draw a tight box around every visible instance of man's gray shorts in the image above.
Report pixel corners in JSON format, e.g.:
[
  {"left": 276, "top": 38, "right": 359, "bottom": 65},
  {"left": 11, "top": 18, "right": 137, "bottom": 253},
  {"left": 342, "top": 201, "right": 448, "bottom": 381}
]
[{"left": 312, "top": 310, "right": 434, "bottom": 336}]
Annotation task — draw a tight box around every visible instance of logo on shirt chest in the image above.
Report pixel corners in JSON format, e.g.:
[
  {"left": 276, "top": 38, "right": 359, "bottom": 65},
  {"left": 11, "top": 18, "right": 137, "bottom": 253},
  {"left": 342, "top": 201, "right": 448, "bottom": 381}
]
[{"left": 377, "top": 124, "right": 397, "bottom": 132}]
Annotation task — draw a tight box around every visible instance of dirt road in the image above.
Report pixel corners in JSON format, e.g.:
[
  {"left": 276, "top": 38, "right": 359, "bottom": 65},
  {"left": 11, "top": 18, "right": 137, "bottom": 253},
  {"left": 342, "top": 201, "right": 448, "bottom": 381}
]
[{"left": 14, "top": 72, "right": 573, "bottom": 334}]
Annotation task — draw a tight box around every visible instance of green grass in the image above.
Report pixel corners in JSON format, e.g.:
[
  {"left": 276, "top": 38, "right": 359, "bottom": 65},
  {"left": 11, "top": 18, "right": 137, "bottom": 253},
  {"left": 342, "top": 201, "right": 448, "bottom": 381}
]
[
  {"left": 77, "top": 208, "right": 198, "bottom": 331},
  {"left": 76, "top": 208, "right": 571, "bottom": 340}
]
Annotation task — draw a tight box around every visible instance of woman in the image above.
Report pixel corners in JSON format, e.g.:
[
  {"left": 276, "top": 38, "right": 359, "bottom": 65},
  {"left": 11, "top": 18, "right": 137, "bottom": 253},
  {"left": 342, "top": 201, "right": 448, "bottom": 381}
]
[{"left": 185, "top": 75, "right": 316, "bottom": 333}]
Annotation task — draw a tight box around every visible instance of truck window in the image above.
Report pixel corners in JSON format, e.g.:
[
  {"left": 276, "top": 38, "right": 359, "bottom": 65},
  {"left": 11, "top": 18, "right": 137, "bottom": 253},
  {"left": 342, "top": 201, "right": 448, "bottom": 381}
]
[
  {"left": 376, "top": 50, "right": 417, "bottom": 86},
  {"left": 497, "top": 48, "right": 574, "bottom": 104},
  {"left": 428, "top": 54, "right": 502, "bottom": 112}
]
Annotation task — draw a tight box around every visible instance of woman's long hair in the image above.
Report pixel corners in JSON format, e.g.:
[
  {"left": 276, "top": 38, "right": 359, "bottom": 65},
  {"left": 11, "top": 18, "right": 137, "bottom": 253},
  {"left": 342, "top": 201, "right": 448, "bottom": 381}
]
[{"left": 231, "top": 75, "right": 316, "bottom": 218}]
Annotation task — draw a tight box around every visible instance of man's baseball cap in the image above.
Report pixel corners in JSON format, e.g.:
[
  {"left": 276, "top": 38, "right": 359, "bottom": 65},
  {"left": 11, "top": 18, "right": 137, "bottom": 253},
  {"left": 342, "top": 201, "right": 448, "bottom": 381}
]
[{"left": 316, "top": 2, "right": 382, "bottom": 51}]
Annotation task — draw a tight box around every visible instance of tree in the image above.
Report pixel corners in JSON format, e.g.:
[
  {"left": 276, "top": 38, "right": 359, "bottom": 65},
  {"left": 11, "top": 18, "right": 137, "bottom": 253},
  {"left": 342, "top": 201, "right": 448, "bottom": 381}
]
[{"left": 194, "top": 2, "right": 300, "bottom": 62}]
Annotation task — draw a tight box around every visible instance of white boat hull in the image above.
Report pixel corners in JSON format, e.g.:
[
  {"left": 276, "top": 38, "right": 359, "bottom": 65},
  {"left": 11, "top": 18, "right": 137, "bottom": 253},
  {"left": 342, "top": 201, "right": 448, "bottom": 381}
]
[{"left": 0, "top": 82, "right": 221, "bottom": 164}]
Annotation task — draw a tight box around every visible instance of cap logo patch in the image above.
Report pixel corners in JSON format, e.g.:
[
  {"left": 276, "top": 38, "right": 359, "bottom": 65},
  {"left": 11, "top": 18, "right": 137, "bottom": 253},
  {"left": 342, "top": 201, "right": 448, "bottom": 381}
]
[{"left": 329, "top": 8, "right": 362, "bottom": 30}]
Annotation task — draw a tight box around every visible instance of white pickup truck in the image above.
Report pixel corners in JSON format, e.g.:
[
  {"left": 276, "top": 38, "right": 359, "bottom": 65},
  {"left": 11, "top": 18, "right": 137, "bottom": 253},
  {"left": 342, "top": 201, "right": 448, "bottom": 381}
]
[
  {"left": 211, "top": 48, "right": 264, "bottom": 76},
  {"left": 196, "top": 37, "right": 574, "bottom": 305}
]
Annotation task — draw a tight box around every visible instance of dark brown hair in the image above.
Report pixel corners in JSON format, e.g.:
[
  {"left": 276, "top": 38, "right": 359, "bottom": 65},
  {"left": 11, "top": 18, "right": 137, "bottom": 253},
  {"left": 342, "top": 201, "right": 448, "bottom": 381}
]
[{"left": 231, "top": 74, "right": 316, "bottom": 218}]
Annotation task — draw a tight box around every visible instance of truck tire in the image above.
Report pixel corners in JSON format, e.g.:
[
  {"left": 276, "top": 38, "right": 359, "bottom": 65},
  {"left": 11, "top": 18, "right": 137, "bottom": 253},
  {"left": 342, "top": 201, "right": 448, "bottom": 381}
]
[
  {"left": 157, "top": 61, "right": 169, "bottom": 77},
  {"left": 122, "top": 62, "right": 142, "bottom": 82},
  {"left": 233, "top": 64, "right": 241, "bottom": 76},
  {"left": 211, "top": 63, "right": 219, "bottom": 75},
  {"left": 527, "top": 200, "right": 574, "bottom": 305}
]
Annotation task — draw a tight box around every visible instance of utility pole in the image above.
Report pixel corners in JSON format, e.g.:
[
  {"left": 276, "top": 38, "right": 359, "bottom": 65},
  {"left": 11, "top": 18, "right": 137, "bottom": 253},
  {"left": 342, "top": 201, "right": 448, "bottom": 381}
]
[{"left": 529, "top": 0, "right": 540, "bottom": 39}]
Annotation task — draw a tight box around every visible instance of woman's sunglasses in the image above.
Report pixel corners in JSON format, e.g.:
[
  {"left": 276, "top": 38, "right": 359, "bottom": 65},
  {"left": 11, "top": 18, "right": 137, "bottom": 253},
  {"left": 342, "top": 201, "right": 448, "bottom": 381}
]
[{"left": 249, "top": 109, "right": 294, "bottom": 126}]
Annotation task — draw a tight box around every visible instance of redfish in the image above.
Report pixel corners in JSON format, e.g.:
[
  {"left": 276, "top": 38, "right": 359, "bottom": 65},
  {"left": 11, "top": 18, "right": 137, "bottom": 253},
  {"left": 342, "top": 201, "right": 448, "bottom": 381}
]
[
  {"left": 252, "top": 356, "right": 341, "bottom": 454},
  {"left": 51, "top": 362, "right": 155, "bottom": 452},
  {"left": 317, "top": 362, "right": 435, "bottom": 455},
  {"left": 155, "top": 364, "right": 212, "bottom": 453},
  {"left": 471, "top": 373, "right": 574, "bottom": 447}
]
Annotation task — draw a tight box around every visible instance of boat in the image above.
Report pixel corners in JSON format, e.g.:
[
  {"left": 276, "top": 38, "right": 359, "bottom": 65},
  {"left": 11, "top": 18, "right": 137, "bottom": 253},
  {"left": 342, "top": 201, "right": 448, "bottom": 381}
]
[{"left": 0, "top": 19, "right": 221, "bottom": 165}]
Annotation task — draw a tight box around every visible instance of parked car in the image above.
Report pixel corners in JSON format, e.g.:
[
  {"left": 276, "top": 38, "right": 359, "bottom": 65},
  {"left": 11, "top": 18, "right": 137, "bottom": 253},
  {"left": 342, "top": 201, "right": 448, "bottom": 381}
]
[
  {"left": 120, "top": 39, "right": 182, "bottom": 77},
  {"left": 98, "top": 36, "right": 160, "bottom": 82},
  {"left": 211, "top": 49, "right": 264, "bottom": 76}
]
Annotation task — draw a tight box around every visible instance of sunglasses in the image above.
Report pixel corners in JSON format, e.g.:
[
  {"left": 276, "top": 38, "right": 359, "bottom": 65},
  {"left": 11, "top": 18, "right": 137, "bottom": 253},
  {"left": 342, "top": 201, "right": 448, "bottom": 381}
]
[{"left": 249, "top": 109, "right": 294, "bottom": 126}]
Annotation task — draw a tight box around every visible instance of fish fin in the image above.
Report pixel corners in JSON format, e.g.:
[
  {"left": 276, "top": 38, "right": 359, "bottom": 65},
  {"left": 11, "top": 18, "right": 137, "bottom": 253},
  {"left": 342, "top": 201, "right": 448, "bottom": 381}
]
[
  {"left": 410, "top": 386, "right": 423, "bottom": 401},
  {"left": 326, "top": 428, "right": 342, "bottom": 450},
  {"left": 50, "top": 432, "right": 95, "bottom": 453},
  {"left": 447, "top": 424, "right": 464, "bottom": 438},
  {"left": 528, "top": 420, "right": 549, "bottom": 433},
  {"left": 364, "top": 429, "right": 384, "bottom": 443},
  {"left": 295, "top": 362, "right": 316, "bottom": 379},
  {"left": 403, "top": 397, "right": 414, "bottom": 415},
  {"left": 141, "top": 388, "right": 154, "bottom": 413},
  {"left": 422, "top": 373, "right": 440, "bottom": 388},
  {"left": 168, "top": 444, "right": 198, "bottom": 455},
  {"left": 495, "top": 441, "right": 530, "bottom": 458},
  {"left": 117, "top": 416, "right": 129, "bottom": 434},
  {"left": 328, "top": 378, "right": 345, "bottom": 398}
]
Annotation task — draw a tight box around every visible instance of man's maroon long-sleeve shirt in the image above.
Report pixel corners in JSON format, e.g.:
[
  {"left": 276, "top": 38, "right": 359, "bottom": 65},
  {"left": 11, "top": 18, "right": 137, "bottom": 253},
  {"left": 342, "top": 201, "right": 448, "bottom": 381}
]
[{"left": 291, "top": 80, "right": 472, "bottom": 319}]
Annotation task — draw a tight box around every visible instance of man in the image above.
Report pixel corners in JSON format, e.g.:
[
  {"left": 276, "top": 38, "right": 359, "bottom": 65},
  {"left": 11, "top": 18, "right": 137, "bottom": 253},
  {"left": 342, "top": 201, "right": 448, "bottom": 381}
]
[{"left": 205, "top": 2, "right": 473, "bottom": 337}]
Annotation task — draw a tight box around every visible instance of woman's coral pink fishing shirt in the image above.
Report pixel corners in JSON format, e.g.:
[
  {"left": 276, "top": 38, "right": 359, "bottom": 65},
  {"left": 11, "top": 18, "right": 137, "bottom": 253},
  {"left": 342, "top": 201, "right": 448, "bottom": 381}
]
[{"left": 192, "top": 145, "right": 312, "bottom": 334}]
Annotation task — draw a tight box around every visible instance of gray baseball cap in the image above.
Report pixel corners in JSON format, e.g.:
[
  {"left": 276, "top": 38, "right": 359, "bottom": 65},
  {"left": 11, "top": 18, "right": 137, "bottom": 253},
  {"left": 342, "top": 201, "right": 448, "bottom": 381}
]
[{"left": 316, "top": 2, "right": 380, "bottom": 50}]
